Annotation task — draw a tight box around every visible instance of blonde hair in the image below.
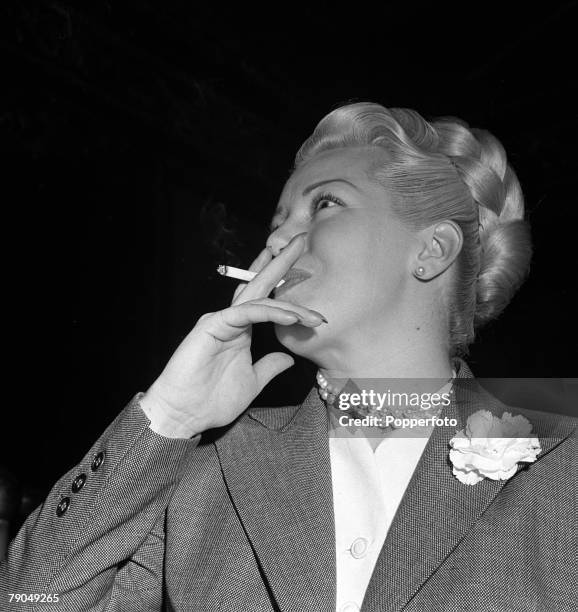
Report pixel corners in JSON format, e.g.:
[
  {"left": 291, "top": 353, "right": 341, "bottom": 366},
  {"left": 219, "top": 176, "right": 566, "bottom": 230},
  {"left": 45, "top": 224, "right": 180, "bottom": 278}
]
[{"left": 294, "top": 102, "right": 532, "bottom": 356}]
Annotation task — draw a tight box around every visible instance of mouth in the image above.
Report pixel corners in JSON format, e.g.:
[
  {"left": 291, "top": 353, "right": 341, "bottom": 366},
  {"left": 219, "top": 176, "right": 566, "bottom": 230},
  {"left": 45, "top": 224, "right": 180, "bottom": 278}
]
[{"left": 274, "top": 268, "right": 312, "bottom": 296}]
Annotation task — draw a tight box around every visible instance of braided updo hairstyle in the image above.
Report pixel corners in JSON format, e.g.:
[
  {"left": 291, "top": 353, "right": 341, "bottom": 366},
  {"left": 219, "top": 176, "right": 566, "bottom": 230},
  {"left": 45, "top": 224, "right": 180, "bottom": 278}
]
[{"left": 294, "top": 102, "right": 532, "bottom": 356}]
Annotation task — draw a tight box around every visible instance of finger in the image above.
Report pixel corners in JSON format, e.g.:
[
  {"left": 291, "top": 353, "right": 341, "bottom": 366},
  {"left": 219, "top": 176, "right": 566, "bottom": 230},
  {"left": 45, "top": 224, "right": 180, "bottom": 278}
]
[
  {"left": 253, "top": 352, "right": 295, "bottom": 392},
  {"left": 203, "top": 304, "right": 301, "bottom": 342},
  {"left": 243, "top": 297, "right": 327, "bottom": 325},
  {"left": 231, "top": 247, "right": 272, "bottom": 304},
  {"left": 232, "top": 233, "right": 307, "bottom": 305}
]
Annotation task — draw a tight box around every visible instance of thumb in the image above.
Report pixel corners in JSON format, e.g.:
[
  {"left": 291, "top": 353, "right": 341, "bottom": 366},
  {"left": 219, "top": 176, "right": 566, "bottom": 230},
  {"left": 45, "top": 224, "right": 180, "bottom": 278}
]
[{"left": 253, "top": 352, "right": 295, "bottom": 391}]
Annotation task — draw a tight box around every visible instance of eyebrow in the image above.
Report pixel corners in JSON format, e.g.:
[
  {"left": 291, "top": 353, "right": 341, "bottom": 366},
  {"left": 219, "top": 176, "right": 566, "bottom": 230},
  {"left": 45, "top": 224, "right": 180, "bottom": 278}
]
[
  {"left": 302, "top": 178, "right": 360, "bottom": 196},
  {"left": 269, "top": 178, "right": 360, "bottom": 230}
]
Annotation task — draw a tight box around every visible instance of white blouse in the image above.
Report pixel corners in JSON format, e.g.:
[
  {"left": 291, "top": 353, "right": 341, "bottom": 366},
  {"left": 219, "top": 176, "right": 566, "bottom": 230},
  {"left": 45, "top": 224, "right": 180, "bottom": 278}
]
[{"left": 328, "top": 377, "right": 454, "bottom": 612}]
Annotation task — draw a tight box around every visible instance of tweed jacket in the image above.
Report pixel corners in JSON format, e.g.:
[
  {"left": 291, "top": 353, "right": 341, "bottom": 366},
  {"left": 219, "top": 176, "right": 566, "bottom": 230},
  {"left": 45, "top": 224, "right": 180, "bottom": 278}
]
[{"left": 1, "top": 360, "right": 576, "bottom": 612}]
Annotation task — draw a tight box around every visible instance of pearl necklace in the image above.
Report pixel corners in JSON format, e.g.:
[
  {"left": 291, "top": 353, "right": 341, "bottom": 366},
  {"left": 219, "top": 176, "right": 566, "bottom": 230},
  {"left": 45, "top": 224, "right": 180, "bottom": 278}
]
[{"left": 315, "top": 370, "right": 341, "bottom": 405}]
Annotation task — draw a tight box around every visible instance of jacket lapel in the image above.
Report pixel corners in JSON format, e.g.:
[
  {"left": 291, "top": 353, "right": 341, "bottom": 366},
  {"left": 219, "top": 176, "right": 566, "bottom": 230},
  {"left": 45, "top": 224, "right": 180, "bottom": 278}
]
[
  {"left": 215, "top": 387, "right": 336, "bottom": 612},
  {"left": 360, "top": 360, "right": 576, "bottom": 612}
]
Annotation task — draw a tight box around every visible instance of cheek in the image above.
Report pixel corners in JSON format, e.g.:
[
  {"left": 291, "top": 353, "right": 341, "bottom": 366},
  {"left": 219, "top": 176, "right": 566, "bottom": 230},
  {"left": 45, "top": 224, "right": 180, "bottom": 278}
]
[
  {"left": 311, "top": 215, "right": 405, "bottom": 286},
  {"left": 309, "top": 216, "right": 410, "bottom": 322},
  {"left": 310, "top": 215, "right": 375, "bottom": 274}
]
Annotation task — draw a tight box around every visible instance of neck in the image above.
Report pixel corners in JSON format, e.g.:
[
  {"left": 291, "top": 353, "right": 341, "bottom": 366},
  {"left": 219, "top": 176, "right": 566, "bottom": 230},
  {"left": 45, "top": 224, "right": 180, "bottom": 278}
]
[{"left": 316, "top": 318, "right": 453, "bottom": 385}]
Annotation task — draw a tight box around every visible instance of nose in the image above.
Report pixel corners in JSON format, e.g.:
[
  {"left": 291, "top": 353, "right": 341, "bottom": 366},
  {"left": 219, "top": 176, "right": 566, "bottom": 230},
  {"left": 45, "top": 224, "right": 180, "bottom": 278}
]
[{"left": 266, "top": 227, "right": 306, "bottom": 257}]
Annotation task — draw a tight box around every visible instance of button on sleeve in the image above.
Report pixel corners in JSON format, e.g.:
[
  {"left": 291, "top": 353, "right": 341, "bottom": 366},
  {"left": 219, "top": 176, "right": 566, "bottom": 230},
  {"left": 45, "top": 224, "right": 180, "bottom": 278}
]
[
  {"left": 71, "top": 473, "right": 87, "bottom": 493},
  {"left": 91, "top": 451, "right": 105, "bottom": 471},
  {"left": 56, "top": 496, "right": 70, "bottom": 517}
]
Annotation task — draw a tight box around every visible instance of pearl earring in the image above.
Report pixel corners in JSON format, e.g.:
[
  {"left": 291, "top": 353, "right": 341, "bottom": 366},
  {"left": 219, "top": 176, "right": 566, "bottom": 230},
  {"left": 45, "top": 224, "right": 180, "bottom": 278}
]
[{"left": 415, "top": 266, "right": 425, "bottom": 277}]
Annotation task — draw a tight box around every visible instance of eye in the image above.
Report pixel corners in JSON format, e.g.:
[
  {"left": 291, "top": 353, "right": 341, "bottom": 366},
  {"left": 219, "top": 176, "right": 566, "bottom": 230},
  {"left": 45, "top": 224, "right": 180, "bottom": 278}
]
[{"left": 311, "top": 192, "right": 345, "bottom": 215}]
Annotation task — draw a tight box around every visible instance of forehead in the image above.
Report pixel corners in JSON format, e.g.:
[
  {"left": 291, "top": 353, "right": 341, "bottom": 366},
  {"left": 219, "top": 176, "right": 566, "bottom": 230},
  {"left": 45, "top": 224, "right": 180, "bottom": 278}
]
[{"left": 282, "top": 146, "right": 383, "bottom": 199}]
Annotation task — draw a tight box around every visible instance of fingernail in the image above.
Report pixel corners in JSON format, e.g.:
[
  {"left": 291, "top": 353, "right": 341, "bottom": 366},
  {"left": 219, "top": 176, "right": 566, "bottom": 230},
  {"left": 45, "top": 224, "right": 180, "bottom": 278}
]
[{"left": 310, "top": 311, "right": 328, "bottom": 323}]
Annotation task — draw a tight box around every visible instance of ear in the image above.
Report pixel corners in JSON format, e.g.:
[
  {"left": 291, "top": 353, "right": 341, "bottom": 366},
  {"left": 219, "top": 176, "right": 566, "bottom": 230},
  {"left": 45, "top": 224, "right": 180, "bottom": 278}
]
[{"left": 413, "top": 221, "right": 463, "bottom": 280}]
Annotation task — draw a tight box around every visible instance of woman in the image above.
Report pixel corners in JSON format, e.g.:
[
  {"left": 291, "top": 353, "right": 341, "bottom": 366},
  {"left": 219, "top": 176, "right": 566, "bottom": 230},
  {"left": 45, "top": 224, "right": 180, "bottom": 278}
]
[{"left": 1, "top": 103, "right": 576, "bottom": 611}]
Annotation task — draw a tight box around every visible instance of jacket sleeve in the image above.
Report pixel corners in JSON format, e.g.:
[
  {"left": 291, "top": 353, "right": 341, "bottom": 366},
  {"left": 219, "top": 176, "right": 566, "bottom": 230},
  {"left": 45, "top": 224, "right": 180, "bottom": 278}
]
[{"left": 0, "top": 393, "right": 202, "bottom": 611}]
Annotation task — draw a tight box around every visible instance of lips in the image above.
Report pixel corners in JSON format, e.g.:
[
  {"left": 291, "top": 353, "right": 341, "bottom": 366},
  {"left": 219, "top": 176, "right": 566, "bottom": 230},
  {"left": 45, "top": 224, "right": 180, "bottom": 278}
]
[{"left": 274, "top": 268, "right": 312, "bottom": 296}]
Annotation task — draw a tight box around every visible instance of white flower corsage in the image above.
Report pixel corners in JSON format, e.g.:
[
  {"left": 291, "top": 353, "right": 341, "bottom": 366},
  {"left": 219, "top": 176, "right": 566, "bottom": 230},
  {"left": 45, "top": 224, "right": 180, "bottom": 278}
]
[{"left": 449, "top": 409, "right": 542, "bottom": 485}]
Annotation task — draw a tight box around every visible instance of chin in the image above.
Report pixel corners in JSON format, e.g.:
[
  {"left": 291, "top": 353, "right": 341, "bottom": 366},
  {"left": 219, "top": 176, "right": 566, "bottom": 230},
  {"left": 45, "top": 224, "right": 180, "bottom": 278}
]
[{"left": 274, "top": 323, "right": 323, "bottom": 358}]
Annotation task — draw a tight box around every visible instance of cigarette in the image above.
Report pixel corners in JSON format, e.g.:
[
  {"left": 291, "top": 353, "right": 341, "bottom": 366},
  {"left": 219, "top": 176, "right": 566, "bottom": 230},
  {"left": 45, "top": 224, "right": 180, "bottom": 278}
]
[{"left": 217, "top": 265, "right": 286, "bottom": 287}]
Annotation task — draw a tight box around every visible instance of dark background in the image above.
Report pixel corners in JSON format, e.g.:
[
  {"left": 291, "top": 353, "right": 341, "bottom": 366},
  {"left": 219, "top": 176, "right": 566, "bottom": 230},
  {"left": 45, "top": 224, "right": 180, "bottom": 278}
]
[{"left": 1, "top": 1, "right": 577, "bottom": 523}]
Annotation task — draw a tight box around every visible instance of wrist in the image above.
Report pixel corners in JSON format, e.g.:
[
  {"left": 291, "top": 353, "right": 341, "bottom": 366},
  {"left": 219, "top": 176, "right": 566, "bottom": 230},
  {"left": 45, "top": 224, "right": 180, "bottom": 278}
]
[{"left": 139, "top": 389, "right": 203, "bottom": 439}]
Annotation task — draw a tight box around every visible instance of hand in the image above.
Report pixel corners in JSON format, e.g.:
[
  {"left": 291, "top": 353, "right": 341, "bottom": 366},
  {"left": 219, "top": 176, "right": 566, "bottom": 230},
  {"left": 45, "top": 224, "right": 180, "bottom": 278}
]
[{"left": 141, "top": 233, "right": 325, "bottom": 437}]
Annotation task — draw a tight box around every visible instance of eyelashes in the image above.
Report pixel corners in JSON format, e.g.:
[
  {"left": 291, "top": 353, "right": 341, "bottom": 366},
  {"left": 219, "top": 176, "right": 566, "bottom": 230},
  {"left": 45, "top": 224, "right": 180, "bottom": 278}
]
[{"left": 311, "top": 191, "right": 346, "bottom": 215}]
